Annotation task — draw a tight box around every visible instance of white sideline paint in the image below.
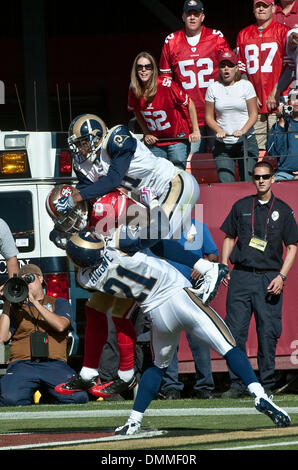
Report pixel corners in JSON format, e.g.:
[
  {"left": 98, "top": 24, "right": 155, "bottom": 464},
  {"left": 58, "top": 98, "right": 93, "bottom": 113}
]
[
  {"left": 212, "top": 439, "right": 298, "bottom": 450},
  {"left": 0, "top": 407, "right": 298, "bottom": 420}
]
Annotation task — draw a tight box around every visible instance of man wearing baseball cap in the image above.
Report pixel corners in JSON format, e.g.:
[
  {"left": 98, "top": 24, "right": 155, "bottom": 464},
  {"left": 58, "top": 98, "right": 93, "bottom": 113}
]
[
  {"left": 160, "top": 0, "right": 232, "bottom": 154},
  {"left": 218, "top": 50, "right": 238, "bottom": 67},
  {"left": 183, "top": 0, "right": 204, "bottom": 13},
  {"left": 18, "top": 263, "right": 42, "bottom": 277},
  {"left": 254, "top": 0, "right": 274, "bottom": 5},
  {"left": 0, "top": 263, "right": 88, "bottom": 406},
  {"left": 237, "top": 0, "right": 293, "bottom": 150}
]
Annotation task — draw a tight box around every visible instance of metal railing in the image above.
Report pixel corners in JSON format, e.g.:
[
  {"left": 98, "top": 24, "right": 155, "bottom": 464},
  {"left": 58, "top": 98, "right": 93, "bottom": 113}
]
[{"left": 131, "top": 122, "right": 298, "bottom": 182}]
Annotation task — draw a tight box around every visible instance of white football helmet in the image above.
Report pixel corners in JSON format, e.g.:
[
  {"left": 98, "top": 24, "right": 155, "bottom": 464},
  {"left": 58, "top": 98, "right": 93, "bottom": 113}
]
[{"left": 46, "top": 184, "right": 89, "bottom": 233}]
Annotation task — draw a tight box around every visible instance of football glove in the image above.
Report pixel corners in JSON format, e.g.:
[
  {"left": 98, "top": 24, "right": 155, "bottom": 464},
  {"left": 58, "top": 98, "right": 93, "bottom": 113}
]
[{"left": 140, "top": 186, "right": 158, "bottom": 206}]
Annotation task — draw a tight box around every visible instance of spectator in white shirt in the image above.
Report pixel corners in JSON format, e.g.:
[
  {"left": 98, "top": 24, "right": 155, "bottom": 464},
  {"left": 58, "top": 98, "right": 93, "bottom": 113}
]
[{"left": 205, "top": 51, "right": 259, "bottom": 182}]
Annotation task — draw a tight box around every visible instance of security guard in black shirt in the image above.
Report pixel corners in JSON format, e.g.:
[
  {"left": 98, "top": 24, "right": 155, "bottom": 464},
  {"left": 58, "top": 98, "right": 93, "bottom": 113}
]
[{"left": 220, "top": 161, "right": 298, "bottom": 397}]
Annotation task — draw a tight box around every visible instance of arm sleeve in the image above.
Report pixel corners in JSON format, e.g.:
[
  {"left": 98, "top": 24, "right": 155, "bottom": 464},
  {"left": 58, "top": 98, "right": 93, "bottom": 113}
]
[
  {"left": 205, "top": 84, "right": 215, "bottom": 103},
  {"left": 79, "top": 127, "right": 137, "bottom": 201},
  {"left": 127, "top": 84, "right": 137, "bottom": 112},
  {"left": 159, "top": 37, "right": 172, "bottom": 75},
  {"left": 170, "top": 80, "right": 189, "bottom": 107},
  {"left": 0, "top": 219, "right": 19, "bottom": 259},
  {"left": 266, "top": 122, "right": 287, "bottom": 157},
  {"left": 282, "top": 208, "right": 298, "bottom": 245},
  {"left": 201, "top": 224, "right": 219, "bottom": 256},
  {"left": 220, "top": 203, "right": 239, "bottom": 238},
  {"left": 54, "top": 298, "right": 73, "bottom": 324},
  {"left": 150, "top": 239, "right": 199, "bottom": 267},
  {"left": 236, "top": 33, "right": 247, "bottom": 74},
  {"left": 244, "top": 80, "right": 257, "bottom": 100}
]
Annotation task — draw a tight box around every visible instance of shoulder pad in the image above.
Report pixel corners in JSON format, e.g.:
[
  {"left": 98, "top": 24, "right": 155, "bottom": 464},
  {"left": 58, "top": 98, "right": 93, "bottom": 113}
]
[{"left": 104, "top": 125, "right": 136, "bottom": 158}]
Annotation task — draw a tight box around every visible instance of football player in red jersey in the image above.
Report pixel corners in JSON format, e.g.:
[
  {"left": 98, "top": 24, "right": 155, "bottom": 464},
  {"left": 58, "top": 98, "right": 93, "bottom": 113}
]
[
  {"left": 159, "top": 0, "right": 232, "bottom": 153},
  {"left": 237, "top": 0, "right": 294, "bottom": 149},
  {"left": 48, "top": 188, "right": 139, "bottom": 399},
  {"left": 128, "top": 51, "right": 200, "bottom": 169}
]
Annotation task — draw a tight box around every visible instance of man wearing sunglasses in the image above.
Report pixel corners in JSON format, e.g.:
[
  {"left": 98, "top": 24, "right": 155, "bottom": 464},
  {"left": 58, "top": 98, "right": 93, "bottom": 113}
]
[
  {"left": 159, "top": 0, "right": 232, "bottom": 154},
  {"left": 219, "top": 161, "right": 298, "bottom": 397},
  {"left": 237, "top": 0, "right": 293, "bottom": 151}
]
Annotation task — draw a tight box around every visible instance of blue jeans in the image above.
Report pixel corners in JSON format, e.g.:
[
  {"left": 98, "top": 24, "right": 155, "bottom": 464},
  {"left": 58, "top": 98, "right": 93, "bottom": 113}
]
[
  {"left": 190, "top": 125, "right": 215, "bottom": 154},
  {"left": 0, "top": 360, "right": 89, "bottom": 406},
  {"left": 160, "top": 333, "right": 215, "bottom": 393},
  {"left": 213, "top": 136, "right": 258, "bottom": 182},
  {"left": 274, "top": 171, "right": 295, "bottom": 181},
  {"left": 149, "top": 142, "right": 190, "bottom": 170}
]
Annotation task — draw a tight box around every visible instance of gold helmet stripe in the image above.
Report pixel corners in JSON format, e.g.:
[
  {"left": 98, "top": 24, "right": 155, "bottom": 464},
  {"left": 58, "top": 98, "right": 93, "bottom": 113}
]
[
  {"left": 69, "top": 232, "right": 105, "bottom": 250},
  {"left": 72, "top": 114, "right": 106, "bottom": 142}
]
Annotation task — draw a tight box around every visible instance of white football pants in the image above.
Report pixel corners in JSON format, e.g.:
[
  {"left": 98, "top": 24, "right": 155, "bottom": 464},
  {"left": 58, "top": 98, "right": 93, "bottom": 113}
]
[
  {"left": 149, "top": 288, "right": 236, "bottom": 369},
  {"left": 159, "top": 170, "right": 200, "bottom": 240}
]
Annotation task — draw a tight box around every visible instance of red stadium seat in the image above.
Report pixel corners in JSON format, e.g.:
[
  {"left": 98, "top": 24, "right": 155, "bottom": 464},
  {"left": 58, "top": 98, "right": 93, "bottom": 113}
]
[{"left": 186, "top": 153, "right": 239, "bottom": 183}]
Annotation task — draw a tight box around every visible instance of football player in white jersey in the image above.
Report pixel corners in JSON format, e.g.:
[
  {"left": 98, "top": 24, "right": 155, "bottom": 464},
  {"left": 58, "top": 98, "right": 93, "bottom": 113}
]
[
  {"left": 65, "top": 203, "right": 291, "bottom": 434},
  {"left": 54, "top": 113, "right": 227, "bottom": 301},
  {"left": 55, "top": 113, "right": 199, "bottom": 241}
]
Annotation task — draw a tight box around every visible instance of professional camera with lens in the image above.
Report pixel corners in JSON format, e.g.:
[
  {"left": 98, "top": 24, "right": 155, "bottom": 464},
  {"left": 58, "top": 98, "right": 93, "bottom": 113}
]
[
  {"left": 283, "top": 104, "right": 293, "bottom": 118},
  {"left": 2, "top": 273, "right": 34, "bottom": 304}
]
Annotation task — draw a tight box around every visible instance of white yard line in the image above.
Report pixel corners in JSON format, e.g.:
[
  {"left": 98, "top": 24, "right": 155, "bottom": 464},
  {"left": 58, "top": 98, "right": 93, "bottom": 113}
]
[
  {"left": 0, "top": 407, "right": 297, "bottom": 420},
  {"left": 211, "top": 439, "right": 298, "bottom": 450}
]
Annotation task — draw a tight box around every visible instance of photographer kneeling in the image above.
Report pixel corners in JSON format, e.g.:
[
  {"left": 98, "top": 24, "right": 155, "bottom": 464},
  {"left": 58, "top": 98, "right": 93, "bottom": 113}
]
[
  {"left": 0, "top": 264, "right": 88, "bottom": 406},
  {"left": 267, "top": 88, "right": 298, "bottom": 181}
]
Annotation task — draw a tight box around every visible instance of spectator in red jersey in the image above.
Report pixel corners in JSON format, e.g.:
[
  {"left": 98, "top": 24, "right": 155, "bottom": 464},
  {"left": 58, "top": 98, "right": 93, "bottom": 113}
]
[
  {"left": 128, "top": 51, "right": 200, "bottom": 170},
  {"left": 237, "top": 0, "right": 293, "bottom": 150},
  {"left": 274, "top": 0, "right": 298, "bottom": 28},
  {"left": 159, "top": 0, "right": 232, "bottom": 155}
]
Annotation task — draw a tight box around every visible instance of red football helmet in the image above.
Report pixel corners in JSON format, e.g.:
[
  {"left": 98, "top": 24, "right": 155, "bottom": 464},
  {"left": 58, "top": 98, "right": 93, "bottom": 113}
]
[
  {"left": 46, "top": 184, "right": 89, "bottom": 233},
  {"left": 89, "top": 189, "right": 135, "bottom": 236}
]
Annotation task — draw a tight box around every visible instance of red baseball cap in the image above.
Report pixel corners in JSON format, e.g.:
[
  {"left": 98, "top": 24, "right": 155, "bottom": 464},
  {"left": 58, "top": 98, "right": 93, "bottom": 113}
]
[
  {"left": 253, "top": 0, "right": 274, "bottom": 5},
  {"left": 218, "top": 51, "right": 238, "bottom": 66}
]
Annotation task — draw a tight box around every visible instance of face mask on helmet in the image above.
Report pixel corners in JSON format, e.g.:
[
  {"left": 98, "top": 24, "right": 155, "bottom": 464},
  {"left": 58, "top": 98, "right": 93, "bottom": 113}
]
[
  {"left": 68, "top": 114, "right": 107, "bottom": 164},
  {"left": 46, "top": 184, "right": 89, "bottom": 233},
  {"left": 66, "top": 230, "right": 105, "bottom": 268}
]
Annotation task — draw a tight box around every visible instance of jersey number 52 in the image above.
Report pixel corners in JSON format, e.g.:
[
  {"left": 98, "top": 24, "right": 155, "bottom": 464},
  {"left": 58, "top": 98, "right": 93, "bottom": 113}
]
[{"left": 179, "top": 58, "right": 214, "bottom": 89}]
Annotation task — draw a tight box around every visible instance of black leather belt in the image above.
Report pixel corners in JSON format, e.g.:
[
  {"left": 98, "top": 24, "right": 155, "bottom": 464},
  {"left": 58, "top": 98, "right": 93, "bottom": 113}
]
[{"left": 234, "top": 265, "right": 279, "bottom": 274}]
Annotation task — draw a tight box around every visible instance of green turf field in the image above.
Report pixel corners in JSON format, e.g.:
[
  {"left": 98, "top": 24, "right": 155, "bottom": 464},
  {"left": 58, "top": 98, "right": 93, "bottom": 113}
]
[{"left": 1, "top": 394, "right": 298, "bottom": 450}]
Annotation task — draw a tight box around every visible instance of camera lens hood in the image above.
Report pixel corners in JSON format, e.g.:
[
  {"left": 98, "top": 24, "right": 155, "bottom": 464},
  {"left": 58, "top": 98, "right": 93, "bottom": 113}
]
[{"left": 3, "top": 275, "right": 28, "bottom": 303}]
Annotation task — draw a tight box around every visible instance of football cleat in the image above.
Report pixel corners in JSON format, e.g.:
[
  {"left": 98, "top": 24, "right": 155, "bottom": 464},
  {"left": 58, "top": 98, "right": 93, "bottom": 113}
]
[
  {"left": 55, "top": 374, "right": 101, "bottom": 395},
  {"left": 255, "top": 395, "right": 291, "bottom": 427},
  {"left": 115, "top": 420, "right": 141, "bottom": 436},
  {"left": 190, "top": 263, "right": 229, "bottom": 304},
  {"left": 90, "top": 375, "right": 137, "bottom": 398}
]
